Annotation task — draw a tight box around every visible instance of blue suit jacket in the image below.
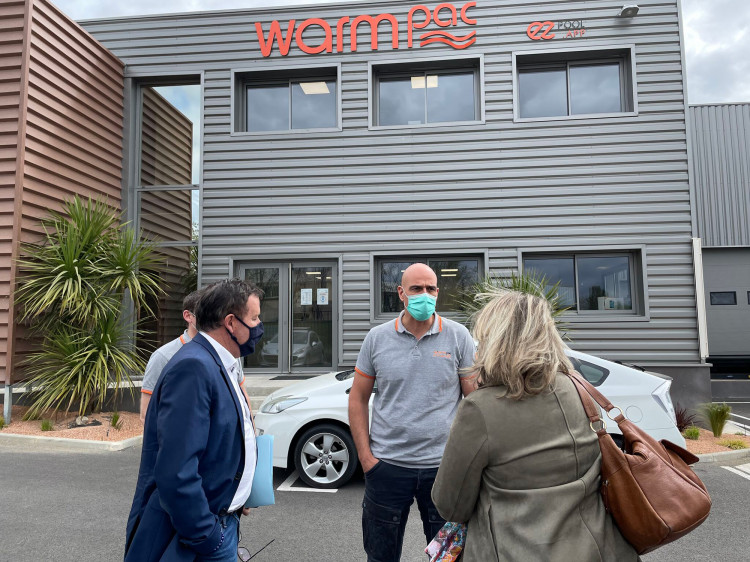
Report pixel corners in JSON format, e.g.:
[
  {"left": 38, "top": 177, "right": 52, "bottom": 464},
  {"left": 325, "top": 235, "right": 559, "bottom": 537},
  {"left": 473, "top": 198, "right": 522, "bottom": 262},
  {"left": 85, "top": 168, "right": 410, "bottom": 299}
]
[{"left": 124, "top": 333, "right": 246, "bottom": 561}]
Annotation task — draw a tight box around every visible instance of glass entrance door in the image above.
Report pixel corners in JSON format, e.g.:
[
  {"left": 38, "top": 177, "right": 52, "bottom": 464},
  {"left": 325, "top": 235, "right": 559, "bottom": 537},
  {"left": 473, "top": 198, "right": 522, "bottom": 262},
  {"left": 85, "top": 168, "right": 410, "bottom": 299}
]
[
  {"left": 243, "top": 265, "right": 282, "bottom": 372},
  {"left": 240, "top": 262, "right": 336, "bottom": 374},
  {"left": 291, "top": 265, "right": 333, "bottom": 369}
]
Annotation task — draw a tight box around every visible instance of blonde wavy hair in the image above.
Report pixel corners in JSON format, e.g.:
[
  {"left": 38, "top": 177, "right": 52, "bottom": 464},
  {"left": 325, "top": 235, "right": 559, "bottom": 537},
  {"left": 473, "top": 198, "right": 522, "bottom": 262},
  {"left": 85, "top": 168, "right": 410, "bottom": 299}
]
[{"left": 470, "top": 290, "right": 573, "bottom": 400}]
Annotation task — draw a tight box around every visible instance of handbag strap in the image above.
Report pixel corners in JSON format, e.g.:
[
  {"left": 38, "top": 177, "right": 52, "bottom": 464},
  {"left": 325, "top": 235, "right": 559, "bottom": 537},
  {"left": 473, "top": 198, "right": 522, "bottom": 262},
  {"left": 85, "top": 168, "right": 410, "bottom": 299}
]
[{"left": 566, "top": 370, "right": 627, "bottom": 427}]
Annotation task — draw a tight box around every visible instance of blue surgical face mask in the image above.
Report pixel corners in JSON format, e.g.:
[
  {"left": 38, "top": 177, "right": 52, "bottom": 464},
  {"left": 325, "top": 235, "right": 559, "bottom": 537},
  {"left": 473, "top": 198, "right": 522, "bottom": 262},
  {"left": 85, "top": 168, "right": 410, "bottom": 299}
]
[
  {"left": 227, "top": 318, "right": 264, "bottom": 357},
  {"left": 404, "top": 291, "right": 437, "bottom": 322}
]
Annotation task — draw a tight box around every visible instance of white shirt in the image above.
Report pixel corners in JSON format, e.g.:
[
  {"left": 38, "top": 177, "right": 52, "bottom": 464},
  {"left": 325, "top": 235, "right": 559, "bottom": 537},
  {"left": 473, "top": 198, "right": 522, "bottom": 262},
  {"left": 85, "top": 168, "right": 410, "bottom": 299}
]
[{"left": 201, "top": 332, "right": 257, "bottom": 511}]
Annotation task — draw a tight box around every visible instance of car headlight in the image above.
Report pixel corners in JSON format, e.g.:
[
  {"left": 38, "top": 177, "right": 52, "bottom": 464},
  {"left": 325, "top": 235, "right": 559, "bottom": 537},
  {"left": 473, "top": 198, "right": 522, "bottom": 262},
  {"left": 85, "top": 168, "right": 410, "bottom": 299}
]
[
  {"left": 652, "top": 380, "right": 677, "bottom": 424},
  {"left": 260, "top": 395, "right": 307, "bottom": 414}
]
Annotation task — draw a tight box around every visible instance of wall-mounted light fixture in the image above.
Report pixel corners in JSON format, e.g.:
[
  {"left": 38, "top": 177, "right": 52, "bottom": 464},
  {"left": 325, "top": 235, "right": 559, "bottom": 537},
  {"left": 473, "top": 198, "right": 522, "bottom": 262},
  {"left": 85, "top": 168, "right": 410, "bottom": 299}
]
[{"left": 618, "top": 4, "right": 640, "bottom": 17}]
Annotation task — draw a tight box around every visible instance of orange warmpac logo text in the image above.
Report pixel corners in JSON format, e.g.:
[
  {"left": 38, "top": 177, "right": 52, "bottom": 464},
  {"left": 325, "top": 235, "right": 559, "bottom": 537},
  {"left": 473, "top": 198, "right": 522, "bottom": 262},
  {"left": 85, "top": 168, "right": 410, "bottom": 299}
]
[
  {"left": 254, "top": 2, "right": 478, "bottom": 57},
  {"left": 433, "top": 351, "right": 453, "bottom": 359}
]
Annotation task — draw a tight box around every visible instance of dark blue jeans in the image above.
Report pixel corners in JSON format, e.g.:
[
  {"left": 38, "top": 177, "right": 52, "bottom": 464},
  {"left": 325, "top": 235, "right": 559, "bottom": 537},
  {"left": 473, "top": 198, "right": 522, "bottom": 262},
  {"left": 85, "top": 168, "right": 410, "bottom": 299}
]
[{"left": 361, "top": 461, "right": 445, "bottom": 562}]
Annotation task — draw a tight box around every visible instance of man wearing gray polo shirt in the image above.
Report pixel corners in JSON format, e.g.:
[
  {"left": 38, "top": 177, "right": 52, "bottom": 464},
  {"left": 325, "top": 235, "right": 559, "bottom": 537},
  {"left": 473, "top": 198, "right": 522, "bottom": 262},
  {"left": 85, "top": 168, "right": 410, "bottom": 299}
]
[{"left": 349, "top": 262, "right": 476, "bottom": 562}]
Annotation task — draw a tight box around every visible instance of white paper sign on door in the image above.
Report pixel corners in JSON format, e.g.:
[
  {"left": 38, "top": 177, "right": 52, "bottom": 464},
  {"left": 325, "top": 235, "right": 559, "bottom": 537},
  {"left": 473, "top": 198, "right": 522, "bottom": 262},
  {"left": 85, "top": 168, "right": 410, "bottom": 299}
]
[
  {"left": 300, "top": 288, "right": 313, "bottom": 306},
  {"left": 317, "top": 288, "right": 329, "bottom": 305}
]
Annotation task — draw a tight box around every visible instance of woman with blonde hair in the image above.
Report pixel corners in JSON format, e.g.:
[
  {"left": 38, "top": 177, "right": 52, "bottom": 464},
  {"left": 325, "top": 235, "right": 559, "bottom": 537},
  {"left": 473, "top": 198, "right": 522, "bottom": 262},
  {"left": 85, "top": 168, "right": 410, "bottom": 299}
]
[{"left": 431, "top": 290, "right": 638, "bottom": 561}]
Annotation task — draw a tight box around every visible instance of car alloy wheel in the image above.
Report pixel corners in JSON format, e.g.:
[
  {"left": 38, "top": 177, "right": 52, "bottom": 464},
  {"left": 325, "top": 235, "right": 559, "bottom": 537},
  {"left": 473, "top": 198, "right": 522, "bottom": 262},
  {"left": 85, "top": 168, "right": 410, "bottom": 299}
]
[{"left": 293, "top": 424, "right": 358, "bottom": 489}]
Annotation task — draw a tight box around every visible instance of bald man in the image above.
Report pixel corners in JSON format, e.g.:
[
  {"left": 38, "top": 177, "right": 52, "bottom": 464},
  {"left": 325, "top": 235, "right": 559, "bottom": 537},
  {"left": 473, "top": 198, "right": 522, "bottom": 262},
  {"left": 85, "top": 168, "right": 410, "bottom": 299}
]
[{"left": 348, "top": 263, "right": 476, "bottom": 562}]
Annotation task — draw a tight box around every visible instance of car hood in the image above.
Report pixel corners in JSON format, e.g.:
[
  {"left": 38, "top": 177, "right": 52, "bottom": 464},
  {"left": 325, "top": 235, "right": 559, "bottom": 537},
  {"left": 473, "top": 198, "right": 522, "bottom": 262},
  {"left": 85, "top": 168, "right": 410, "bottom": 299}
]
[{"left": 262, "top": 371, "right": 351, "bottom": 403}]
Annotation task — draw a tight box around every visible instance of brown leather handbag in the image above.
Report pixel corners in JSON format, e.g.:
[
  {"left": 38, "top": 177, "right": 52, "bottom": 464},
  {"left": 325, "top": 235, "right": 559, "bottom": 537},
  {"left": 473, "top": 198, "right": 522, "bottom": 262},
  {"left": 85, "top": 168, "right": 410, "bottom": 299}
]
[{"left": 567, "top": 371, "right": 712, "bottom": 555}]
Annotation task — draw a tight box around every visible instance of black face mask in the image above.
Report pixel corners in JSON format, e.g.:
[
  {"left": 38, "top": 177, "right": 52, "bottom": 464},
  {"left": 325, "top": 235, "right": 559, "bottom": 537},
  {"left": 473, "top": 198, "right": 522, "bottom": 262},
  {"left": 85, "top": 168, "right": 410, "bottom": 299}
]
[{"left": 227, "top": 318, "right": 264, "bottom": 357}]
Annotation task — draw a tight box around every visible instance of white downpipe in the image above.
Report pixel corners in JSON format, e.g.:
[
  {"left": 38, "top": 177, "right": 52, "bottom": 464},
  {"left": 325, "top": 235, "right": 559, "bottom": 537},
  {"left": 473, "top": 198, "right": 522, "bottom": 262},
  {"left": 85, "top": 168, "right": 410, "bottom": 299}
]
[
  {"left": 692, "top": 237, "right": 709, "bottom": 360},
  {"left": 2, "top": 383, "right": 11, "bottom": 424}
]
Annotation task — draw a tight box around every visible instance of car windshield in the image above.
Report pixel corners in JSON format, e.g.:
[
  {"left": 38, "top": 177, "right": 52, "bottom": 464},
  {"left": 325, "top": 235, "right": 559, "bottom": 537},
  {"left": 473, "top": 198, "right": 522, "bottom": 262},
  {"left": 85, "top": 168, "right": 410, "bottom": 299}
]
[{"left": 293, "top": 331, "right": 309, "bottom": 345}]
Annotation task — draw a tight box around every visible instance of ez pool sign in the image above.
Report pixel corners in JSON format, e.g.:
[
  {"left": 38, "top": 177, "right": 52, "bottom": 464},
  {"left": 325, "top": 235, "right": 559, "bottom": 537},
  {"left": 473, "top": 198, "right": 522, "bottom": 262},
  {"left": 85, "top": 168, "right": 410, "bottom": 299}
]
[{"left": 527, "top": 20, "right": 586, "bottom": 41}]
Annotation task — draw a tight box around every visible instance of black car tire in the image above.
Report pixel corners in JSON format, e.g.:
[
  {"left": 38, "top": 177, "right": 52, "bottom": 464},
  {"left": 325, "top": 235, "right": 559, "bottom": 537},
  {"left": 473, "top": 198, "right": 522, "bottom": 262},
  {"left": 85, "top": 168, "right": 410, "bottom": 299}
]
[{"left": 293, "top": 423, "right": 358, "bottom": 489}]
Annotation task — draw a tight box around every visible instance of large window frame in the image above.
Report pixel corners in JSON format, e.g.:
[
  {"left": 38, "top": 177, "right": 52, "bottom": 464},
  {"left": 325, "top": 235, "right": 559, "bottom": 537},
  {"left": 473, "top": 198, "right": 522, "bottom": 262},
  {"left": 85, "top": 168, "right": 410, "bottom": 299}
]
[
  {"left": 520, "top": 246, "right": 648, "bottom": 321},
  {"left": 128, "top": 74, "right": 203, "bottom": 350},
  {"left": 371, "top": 252, "right": 488, "bottom": 321},
  {"left": 513, "top": 45, "right": 637, "bottom": 122},
  {"left": 370, "top": 55, "right": 485, "bottom": 130},
  {"left": 232, "top": 64, "right": 342, "bottom": 135}
]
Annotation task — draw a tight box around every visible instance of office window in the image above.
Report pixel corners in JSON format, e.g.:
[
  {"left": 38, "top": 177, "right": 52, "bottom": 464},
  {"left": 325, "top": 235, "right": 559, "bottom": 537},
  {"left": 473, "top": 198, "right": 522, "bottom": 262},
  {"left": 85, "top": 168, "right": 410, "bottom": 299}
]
[
  {"left": 516, "top": 48, "right": 634, "bottom": 119},
  {"left": 374, "top": 60, "right": 480, "bottom": 126},
  {"left": 710, "top": 292, "right": 737, "bottom": 306},
  {"left": 377, "top": 256, "right": 482, "bottom": 314},
  {"left": 237, "top": 68, "right": 338, "bottom": 132},
  {"left": 523, "top": 251, "right": 640, "bottom": 314}
]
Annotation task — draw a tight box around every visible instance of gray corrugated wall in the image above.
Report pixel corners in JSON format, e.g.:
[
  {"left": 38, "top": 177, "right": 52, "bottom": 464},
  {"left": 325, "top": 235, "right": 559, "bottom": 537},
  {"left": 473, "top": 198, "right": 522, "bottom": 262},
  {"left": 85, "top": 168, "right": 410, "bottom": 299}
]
[
  {"left": 82, "top": 0, "right": 701, "bottom": 368},
  {"left": 689, "top": 104, "right": 750, "bottom": 247}
]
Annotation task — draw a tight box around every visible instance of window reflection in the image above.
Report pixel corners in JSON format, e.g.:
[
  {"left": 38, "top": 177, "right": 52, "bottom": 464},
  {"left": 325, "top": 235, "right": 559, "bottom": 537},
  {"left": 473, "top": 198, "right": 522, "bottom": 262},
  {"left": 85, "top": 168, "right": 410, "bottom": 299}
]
[
  {"left": 248, "top": 84, "right": 289, "bottom": 131},
  {"left": 140, "top": 85, "right": 198, "bottom": 186},
  {"left": 577, "top": 256, "right": 632, "bottom": 311},
  {"left": 138, "top": 246, "right": 195, "bottom": 351},
  {"left": 291, "top": 80, "right": 337, "bottom": 129},
  {"left": 519, "top": 68, "right": 567, "bottom": 118},
  {"left": 377, "top": 68, "right": 478, "bottom": 126},
  {"left": 379, "top": 258, "right": 481, "bottom": 313},
  {"left": 570, "top": 63, "right": 621, "bottom": 115},
  {"left": 379, "top": 77, "right": 425, "bottom": 126},
  {"left": 426, "top": 72, "right": 476, "bottom": 123},
  {"left": 523, "top": 257, "right": 577, "bottom": 308}
]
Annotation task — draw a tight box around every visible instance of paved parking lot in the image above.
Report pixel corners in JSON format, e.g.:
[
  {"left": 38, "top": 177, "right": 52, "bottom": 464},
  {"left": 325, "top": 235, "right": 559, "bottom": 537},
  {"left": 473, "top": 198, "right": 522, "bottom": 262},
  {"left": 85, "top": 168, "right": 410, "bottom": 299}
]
[{"left": 0, "top": 440, "right": 748, "bottom": 561}]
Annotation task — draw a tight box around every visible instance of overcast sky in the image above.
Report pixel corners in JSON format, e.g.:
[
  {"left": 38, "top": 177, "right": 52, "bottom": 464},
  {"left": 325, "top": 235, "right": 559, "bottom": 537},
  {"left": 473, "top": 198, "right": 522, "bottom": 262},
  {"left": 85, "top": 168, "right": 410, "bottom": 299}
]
[{"left": 53, "top": 0, "right": 750, "bottom": 105}]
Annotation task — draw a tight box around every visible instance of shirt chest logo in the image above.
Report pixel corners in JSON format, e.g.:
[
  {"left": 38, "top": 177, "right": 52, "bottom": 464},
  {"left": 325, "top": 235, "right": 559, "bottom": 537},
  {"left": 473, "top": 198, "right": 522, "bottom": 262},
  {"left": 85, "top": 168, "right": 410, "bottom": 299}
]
[{"left": 433, "top": 350, "right": 452, "bottom": 359}]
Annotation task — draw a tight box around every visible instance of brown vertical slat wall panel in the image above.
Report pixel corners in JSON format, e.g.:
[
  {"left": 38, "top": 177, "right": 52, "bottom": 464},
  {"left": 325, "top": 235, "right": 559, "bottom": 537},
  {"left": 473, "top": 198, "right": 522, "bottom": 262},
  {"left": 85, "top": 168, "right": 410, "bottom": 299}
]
[
  {"left": 0, "top": 0, "right": 27, "bottom": 384},
  {"left": 8, "top": 0, "right": 125, "bottom": 382}
]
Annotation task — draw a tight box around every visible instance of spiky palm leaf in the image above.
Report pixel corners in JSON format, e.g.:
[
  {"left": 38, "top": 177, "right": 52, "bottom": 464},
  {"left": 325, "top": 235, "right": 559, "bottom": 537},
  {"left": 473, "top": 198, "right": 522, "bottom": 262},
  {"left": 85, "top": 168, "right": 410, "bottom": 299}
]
[
  {"left": 14, "top": 195, "right": 165, "bottom": 417},
  {"left": 457, "top": 271, "right": 572, "bottom": 340},
  {"left": 21, "top": 315, "right": 147, "bottom": 419}
]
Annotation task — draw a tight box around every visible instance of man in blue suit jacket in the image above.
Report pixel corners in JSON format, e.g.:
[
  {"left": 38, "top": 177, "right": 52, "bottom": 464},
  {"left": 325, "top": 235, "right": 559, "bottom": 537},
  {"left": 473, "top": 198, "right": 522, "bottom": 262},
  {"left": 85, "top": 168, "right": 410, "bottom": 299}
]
[{"left": 125, "top": 279, "right": 265, "bottom": 561}]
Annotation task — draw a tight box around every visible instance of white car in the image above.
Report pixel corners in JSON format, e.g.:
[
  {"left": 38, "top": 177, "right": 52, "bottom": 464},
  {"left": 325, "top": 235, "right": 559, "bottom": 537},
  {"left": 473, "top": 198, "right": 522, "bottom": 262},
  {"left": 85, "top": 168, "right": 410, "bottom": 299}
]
[{"left": 254, "top": 349, "right": 684, "bottom": 489}]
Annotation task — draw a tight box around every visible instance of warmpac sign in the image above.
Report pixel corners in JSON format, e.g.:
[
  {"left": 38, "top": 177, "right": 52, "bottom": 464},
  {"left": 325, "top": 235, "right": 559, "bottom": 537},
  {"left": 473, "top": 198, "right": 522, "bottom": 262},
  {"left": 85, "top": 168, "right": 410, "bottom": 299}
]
[
  {"left": 254, "top": 2, "right": 478, "bottom": 57},
  {"left": 527, "top": 20, "right": 586, "bottom": 41}
]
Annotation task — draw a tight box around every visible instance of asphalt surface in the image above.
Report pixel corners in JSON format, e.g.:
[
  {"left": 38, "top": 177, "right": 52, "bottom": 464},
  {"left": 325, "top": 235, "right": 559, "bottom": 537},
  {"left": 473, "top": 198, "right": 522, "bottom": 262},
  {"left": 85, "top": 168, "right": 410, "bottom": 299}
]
[{"left": 0, "top": 440, "right": 748, "bottom": 561}]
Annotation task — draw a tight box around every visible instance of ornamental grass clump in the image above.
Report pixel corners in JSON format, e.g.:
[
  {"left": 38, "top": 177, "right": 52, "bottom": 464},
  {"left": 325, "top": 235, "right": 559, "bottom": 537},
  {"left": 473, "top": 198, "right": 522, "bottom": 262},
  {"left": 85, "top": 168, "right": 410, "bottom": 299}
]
[
  {"left": 40, "top": 419, "right": 53, "bottom": 432},
  {"left": 717, "top": 438, "right": 747, "bottom": 450},
  {"left": 701, "top": 402, "right": 732, "bottom": 438},
  {"left": 0, "top": 415, "right": 5, "bottom": 430},
  {"left": 111, "top": 411, "right": 123, "bottom": 430},
  {"left": 14, "top": 196, "right": 163, "bottom": 419},
  {"left": 682, "top": 425, "right": 700, "bottom": 440}
]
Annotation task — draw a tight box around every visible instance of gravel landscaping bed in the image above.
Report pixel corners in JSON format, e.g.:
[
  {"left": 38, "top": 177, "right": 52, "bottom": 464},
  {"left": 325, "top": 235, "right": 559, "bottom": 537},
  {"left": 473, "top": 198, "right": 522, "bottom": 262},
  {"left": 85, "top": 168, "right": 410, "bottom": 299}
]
[{"left": 1, "top": 405, "right": 142, "bottom": 441}]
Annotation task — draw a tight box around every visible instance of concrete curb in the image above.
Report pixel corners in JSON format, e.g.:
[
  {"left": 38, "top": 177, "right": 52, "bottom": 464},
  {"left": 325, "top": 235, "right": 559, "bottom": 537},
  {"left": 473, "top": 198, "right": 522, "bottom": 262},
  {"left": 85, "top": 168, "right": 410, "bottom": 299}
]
[
  {"left": 697, "top": 448, "right": 750, "bottom": 463},
  {"left": 0, "top": 432, "right": 142, "bottom": 452}
]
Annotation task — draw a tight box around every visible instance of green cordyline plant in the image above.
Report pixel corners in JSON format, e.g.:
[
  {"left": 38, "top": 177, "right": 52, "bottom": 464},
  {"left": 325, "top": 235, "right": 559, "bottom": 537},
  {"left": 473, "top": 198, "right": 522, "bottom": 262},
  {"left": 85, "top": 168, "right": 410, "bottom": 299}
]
[
  {"left": 14, "top": 196, "right": 164, "bottom": 419},
  {"left": 456, "top": 271, "right": 572, "bottom": 340}
]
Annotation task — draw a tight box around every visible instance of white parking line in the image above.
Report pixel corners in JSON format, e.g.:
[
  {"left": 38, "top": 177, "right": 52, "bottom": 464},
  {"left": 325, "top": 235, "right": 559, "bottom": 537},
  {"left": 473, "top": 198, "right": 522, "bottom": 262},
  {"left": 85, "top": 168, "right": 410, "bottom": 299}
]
[
  {"left": 721, "top": 463, "right": 750, "bottom": 482},
  {"left": 276, "top": 470, "right": 338, "bottom": 493}
]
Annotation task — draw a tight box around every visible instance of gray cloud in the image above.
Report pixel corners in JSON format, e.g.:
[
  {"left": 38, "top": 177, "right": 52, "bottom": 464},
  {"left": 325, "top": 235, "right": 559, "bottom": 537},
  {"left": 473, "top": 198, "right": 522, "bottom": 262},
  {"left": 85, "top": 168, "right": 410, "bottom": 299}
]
[
  {"left": 682, "top": 0, "right": 750, "bottom": 103},
  {"left": 54, "top": 0, "right": 750, "bottom": 105}
]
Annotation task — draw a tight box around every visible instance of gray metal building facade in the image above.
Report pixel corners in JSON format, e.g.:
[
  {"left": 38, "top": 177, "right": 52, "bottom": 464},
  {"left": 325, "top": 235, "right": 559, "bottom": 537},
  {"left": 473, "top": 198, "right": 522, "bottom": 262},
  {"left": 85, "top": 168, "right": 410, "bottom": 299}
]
[
  {"left": 689, "top": 104, "right": 750, "bottom": 365},
  {"left": 82, "top": 0, "right": 711, "bottom": 405}
]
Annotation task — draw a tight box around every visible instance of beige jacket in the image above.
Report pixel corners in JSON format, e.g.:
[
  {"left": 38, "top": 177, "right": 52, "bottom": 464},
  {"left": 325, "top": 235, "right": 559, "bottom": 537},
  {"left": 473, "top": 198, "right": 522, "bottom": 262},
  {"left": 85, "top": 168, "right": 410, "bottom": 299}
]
[{"left": 432, "top": 374, "right": 639, "bottom": 562}]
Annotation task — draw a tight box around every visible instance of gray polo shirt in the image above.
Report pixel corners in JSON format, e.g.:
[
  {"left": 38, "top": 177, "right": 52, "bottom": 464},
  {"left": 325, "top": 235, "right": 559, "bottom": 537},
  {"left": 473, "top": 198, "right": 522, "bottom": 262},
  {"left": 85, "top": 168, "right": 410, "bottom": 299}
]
[
  {"left": 355, "top": 312, "right": 475, "bottom": 469},
  {"left": 141, "top": 334, "right": 248, "bottom": 394}
]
